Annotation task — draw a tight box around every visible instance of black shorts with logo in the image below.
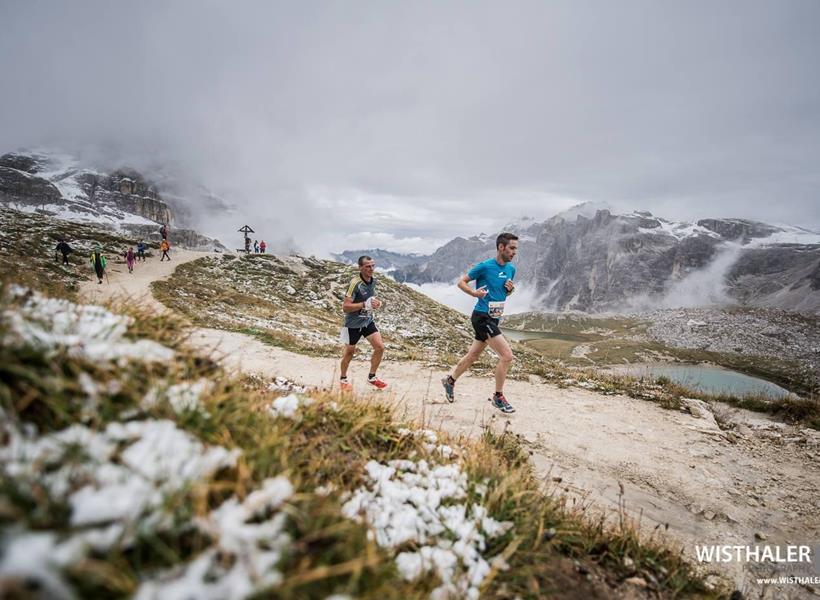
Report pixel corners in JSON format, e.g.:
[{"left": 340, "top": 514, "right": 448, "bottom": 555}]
[
  {"left": 341, "top": 321, "right": 379, "bottom": 346},
  {"left": 471, "top": 310, "right": 502, "bottom": 342}
]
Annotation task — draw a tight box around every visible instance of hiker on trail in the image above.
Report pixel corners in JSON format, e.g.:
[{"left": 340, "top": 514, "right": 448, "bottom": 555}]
[
  {"left": 124, "top": 247, "right": 136, "bottom": 273},
  {"left": 137, "top": 240, "right": 146, "bottom": 261},
  {"left": 259, "top": 240, "right": 267, "bottom": 253},
  {"left": 339, "top": 255, "right": 388, "bottom": 392},
  {"left": 441, "top": 232, "right": 518, "bottom": 414},
  {"left": 160, "top": 224, "right": 168, "bottom": 240},
  {"left": 55, "top": 239, "right": 72, "bottom": 265},
  {"left": 90, "top": 247, "right": 107, "bottom": 284},
  {"left": 253, "top": 240, "right": 259, "bottom": 253},
  {"left": 160, "top": 239, "right": 171, "bottom": 261}
]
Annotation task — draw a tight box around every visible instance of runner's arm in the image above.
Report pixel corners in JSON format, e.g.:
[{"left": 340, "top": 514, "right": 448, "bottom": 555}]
[
  {"left": 342, "top": 296, "right": 366, "bottom": 313},
  {"left": 457, "top": 274, "right": 485, "bottom": 298}
]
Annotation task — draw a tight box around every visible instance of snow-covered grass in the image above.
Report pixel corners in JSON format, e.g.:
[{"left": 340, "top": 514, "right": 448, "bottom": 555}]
[
  {"left": 0, "top": 286, "right": 717, "bottom": 598},
  {"left": 4, "top": 286, "right": 174, "bottom": 363},
  {"left": 342, "top": 458, "right": 512, "bottom": 600},
  {"left": 268, "top": 392, "right": 314, "bottom": 420},
  {"left": 135, "top": 476, "right": 294, "bottom": 600}
]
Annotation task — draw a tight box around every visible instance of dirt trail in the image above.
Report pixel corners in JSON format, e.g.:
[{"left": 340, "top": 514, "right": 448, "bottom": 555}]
[
  {"left": 79, "top": 248, "right": 203, "bottom": 312},
  {"left": 80, "top": 251, "right": 820, "bottom": 597}
]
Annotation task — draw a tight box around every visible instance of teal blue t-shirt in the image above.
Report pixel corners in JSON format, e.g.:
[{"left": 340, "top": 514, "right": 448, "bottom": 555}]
[{"left": 467, "top": 258, "right": 516, "bottom": 315}]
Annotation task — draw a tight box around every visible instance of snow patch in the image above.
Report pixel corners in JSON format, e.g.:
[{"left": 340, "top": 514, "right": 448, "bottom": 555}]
[
  {"left": 342, "top": 459, "right": 512, "bottom": 600},
  {"left": 638, "top": 217, "right": 720, "bottom": 240},
  {"left": 142, "top": 378, "right": 213, "bottom": 414},
  {"left": 268, "top": 393, "right": 313, "bottom": 420},
  {"left": 3, "top": 287, "right": 174, "bottom": 363},
  {"left": 397, "top": 427, "right": 455, "bottom": 457},
  {"left": 0, "top": 419, "right": 241, "bottom": 595},
  {"left": 136, "top": 476, "right": 293, "bottom": 600}
]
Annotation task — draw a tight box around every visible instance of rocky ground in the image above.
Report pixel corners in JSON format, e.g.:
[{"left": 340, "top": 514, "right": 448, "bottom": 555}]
[{"left": 640, "top": 307, "right": 820, "bottom": 392}]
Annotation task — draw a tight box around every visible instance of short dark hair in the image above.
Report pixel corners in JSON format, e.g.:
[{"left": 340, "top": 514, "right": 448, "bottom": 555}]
[
  {"left": 357, "top": 255, "right": 373, "bottom": 266},
  {"left": 496, "top": 232, "right": 519, "bottom": 250}
]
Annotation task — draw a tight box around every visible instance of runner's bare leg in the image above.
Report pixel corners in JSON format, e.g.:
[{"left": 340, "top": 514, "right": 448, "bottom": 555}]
[
  {"left": 452, "top": 340, "right": 486, "bottom": 380},
  {"left": 486, "top": 334, "right": 513, "bottom": 392},
  {"left": 340, "top": 345, "right": 355, "bottom": 379},
  {"left": 366, "top": 331, "right": 385, "bottom": 374}
]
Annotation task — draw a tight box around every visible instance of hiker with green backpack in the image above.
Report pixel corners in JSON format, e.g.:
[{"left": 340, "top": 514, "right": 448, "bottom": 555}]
[{"left": 90, "top": 246, "right": 107, "bottom": 284}]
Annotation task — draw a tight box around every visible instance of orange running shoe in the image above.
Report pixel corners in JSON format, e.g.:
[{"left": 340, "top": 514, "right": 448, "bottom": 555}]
[
  {"left": 340, "top": 380, "right": 353, "bottom": 392},
  {"left": 367, "top": 377, "right": 388, "bottom": 390}
]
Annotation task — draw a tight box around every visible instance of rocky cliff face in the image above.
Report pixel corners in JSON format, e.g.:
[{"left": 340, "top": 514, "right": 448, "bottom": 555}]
[
  {"left": 696, "top": 218, "right": 780, "bottom": 241},
  {"left": 727, "top": 244, "right": 820, "bottom": 314},
  {"left": 0, "top": 166, "right": 63, "bottom": 206},
  {"left": 391, "top": 206, "right": 820, "bottom": 314},
  {"left": 0, "top": 152, "right": 173, "bottom": 225},
  {"left": 79, "top": 169, "right": 173, "bottom": 224},
  {"left": 392, "top": 236, "right": 496, "bottom": 282}
]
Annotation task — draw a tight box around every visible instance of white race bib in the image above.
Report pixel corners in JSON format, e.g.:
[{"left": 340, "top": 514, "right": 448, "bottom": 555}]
[{"left": 488, "top": 301, "right": 505, "bottom": 318}]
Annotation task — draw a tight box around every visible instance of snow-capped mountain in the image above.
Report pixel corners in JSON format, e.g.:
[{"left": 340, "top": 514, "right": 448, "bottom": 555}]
[
  {"left": 0, "top": 150, "right": 172, "bottom": 226},
  {"left": 391, "top": 203, "right": 820, "bottom": 314},
  {"left": 0, "top": 148, "right": 228, "bottom": 250}
]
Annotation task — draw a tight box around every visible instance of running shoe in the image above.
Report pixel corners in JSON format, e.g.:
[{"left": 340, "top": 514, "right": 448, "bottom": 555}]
[
  {"left": 368, "top": 377, "right": 388, "bottom": 390},
  {"left": 441, "top": 376, "right": 455, "bottom": 402},
  {"left": 489, "top": 393, "right": 515, "bottom": 414},
  {"left": 340, "top": 380, "right": 353, "bottom": 392}
]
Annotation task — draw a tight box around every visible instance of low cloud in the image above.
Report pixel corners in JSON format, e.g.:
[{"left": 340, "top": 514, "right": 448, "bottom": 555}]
[{"left": 1, "top": 1, "right": 818, "bottom": 254}]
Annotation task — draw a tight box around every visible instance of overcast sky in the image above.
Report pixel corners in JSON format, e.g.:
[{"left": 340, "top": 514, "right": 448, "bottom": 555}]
[{"left": 1, "top": 1, "right": 818, "bottom": 254}]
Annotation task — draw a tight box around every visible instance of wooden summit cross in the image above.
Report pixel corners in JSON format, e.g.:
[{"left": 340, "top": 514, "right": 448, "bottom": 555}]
[{"left": 238, "top": 225, "right": 254, "bottom": 253}]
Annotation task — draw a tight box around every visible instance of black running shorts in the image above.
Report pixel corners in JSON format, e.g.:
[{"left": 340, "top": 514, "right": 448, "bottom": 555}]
[
  {"left": 341, "top": 321, "right": 379, "bottom": 346},
  {"left": 471, "top": 310, "right": 502, "bottom": 342}
]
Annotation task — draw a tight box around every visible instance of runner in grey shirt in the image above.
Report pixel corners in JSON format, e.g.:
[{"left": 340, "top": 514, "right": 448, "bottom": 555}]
[{"left": 339, "top": 255, "right": 388, "bottom": 391}]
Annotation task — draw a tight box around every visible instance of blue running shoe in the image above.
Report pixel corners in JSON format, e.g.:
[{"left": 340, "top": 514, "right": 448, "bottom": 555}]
[{"left": 490, "top": 393, "right": 515, "bottom": 413}]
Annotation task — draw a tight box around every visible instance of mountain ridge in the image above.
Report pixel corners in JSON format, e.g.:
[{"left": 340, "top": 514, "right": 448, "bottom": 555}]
[{"left": 357, "top": 203, "right": 820, "bottom": 314}]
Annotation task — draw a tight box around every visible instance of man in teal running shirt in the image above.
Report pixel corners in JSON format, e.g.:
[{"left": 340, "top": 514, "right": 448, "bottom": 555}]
[{"left": 442, "top": 232, "right": 518, "bottom": 413}]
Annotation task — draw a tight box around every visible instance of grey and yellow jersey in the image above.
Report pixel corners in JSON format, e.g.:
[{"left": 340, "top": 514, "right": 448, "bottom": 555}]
[{"left": 343, "top": 274, "right": 376, "bottom": 328}]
